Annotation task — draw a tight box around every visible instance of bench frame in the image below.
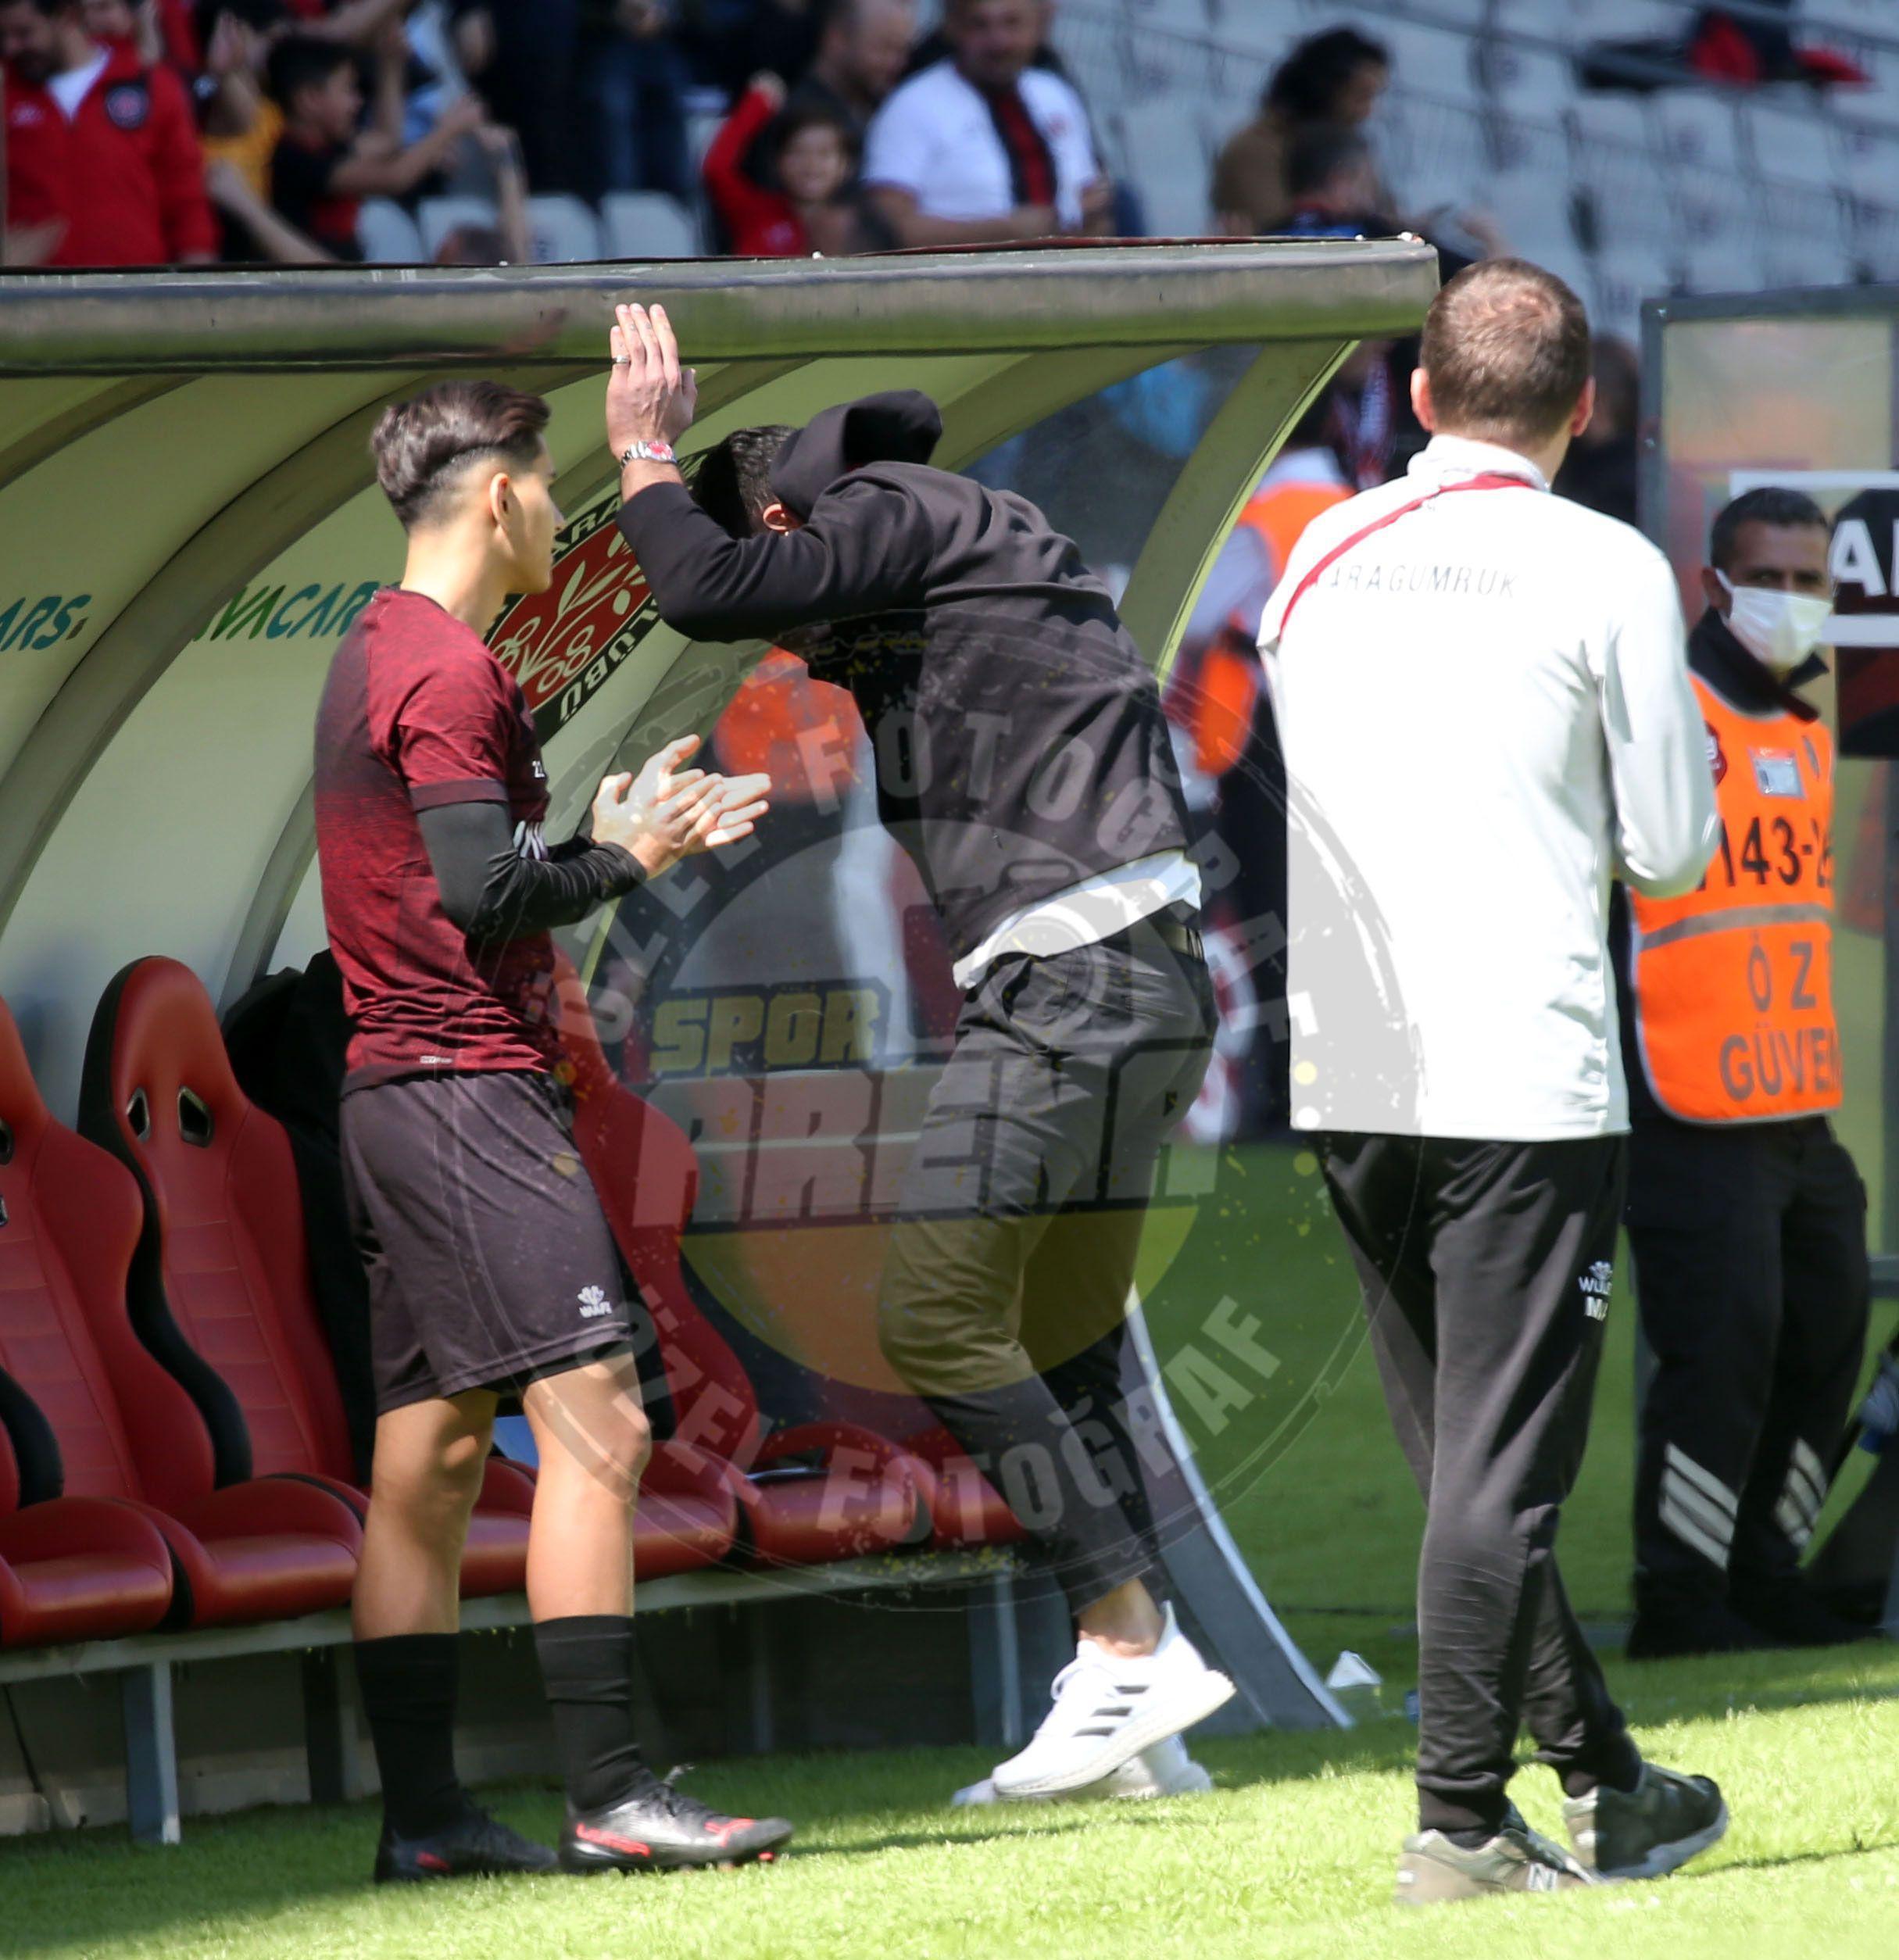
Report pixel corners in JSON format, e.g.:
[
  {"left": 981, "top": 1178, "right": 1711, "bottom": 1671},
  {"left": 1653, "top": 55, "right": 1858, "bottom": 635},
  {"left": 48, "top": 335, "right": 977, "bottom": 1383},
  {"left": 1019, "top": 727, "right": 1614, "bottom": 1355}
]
[{"left": 0, "top": 1548, "right": 1050, "bottom": 1844}]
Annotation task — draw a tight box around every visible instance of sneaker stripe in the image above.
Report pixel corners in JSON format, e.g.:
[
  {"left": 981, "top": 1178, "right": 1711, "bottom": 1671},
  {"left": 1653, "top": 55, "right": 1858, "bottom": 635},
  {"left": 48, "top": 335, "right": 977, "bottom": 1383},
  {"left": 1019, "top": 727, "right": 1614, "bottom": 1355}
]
[{"left": 574, "top": 1823, "right": 653, "bottom": 1858}]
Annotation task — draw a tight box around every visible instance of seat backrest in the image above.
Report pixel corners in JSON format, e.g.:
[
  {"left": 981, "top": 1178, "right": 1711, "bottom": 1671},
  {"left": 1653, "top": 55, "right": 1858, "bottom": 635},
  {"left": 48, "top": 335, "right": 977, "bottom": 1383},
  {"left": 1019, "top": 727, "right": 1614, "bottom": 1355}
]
[
  {"left": 552, "top": 957, "right": 762, "bottom": 1465},
  {"left": 77, "top": 957, "right": 356, "bottom": 1486},
  {"left": 526, "top": 193, "right": 604, "bottom": 264},
  {"left": 0, "top": 993, "right": 219, "bottom": 1514}
]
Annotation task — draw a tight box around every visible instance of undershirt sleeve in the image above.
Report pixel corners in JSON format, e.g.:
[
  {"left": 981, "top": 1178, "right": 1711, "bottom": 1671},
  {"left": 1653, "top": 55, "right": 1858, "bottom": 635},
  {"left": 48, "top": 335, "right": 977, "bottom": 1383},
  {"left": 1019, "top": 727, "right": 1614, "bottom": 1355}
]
[{"left": 417, "top": 799, "right": 645, "bottom": 944}]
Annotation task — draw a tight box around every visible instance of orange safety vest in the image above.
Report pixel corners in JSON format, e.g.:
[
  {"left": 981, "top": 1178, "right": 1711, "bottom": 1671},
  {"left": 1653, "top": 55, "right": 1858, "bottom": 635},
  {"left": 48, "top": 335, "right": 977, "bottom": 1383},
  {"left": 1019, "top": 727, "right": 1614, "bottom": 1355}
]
[
  {"left": 1628, "top": 674, "right": 1840, "bottom": 1123},
  {"left": 1188, "top": 474, "right": 1354, "bottom": 777}
]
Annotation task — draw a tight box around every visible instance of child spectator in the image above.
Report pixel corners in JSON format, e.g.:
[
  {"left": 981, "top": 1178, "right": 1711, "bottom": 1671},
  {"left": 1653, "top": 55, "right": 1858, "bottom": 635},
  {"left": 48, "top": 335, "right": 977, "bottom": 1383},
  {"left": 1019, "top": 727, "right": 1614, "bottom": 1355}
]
[
  {"left": 266, "top": 30, "right": 487, "bottom": 260},
  {"left": 198, "top": 3, "right": 288, "bottom": 199},
  {"left": 703, "top": 72, "right": 858, "bottom": 256}
]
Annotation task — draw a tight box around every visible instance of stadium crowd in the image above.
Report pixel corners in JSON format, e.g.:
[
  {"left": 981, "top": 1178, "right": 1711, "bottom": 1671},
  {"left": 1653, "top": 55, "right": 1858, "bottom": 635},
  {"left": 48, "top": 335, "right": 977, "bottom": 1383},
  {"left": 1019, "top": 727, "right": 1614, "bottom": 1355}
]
[{"left": 0, "top": 0, "right": 1124, "bottom": 267}]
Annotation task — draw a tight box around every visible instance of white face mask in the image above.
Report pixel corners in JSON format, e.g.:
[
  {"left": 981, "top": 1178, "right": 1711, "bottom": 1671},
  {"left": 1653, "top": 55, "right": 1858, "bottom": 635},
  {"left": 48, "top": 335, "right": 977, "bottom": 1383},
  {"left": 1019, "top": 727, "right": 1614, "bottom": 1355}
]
[{"left": 1717, "top": 570, "right": 1833, "bottom": 675}]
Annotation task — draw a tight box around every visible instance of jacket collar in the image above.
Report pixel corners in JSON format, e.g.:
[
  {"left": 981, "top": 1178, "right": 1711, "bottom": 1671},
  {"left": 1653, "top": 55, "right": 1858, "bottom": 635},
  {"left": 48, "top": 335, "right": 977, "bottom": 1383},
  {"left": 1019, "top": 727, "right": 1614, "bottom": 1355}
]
[
  {"left": 1689, "top": 608, "right": 1826, "bottom": 723},
  {"left": 1407, "top": 432, "right": 1550, "bottom": 493}
]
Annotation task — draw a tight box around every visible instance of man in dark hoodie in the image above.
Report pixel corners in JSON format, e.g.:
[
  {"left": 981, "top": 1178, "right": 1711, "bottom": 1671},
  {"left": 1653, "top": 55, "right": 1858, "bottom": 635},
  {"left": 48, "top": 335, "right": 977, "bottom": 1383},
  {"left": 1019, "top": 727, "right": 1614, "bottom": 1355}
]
[{"left": 606, "top": 302, "right": 1233, "bottom": 1803}]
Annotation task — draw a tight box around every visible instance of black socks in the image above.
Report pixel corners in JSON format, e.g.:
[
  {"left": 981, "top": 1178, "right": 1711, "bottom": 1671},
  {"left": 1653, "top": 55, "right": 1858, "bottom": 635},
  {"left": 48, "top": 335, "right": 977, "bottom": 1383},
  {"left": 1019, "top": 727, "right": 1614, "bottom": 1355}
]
[
  {"left": 353, "top": 1633, "right": 467, "bottom": 1839},
  {"left": 534, "top": 1614, "right": 649, "bottom": 1813}
]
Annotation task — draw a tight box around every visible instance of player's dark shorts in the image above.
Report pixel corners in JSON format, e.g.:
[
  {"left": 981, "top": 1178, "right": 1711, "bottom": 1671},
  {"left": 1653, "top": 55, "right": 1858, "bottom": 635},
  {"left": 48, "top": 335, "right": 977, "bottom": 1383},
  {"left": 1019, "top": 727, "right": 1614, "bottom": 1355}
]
[{"left": 340, "top": 1068, "right": 649, "bottom": 1413}]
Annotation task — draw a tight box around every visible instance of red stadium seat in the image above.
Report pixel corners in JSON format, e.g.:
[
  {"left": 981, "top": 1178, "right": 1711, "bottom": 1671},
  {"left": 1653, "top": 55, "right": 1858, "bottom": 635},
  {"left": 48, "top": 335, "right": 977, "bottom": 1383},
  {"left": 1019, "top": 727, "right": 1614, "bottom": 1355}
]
[
  {"left": 74, "top": 957, "right": 556, "bottom": 1598},
  {"left": 552, "top": 957, "right": 936, "bottom": 1566},
  {"left": 900, "top": 1426, "right": 1028, "bottom": 1553},
  {"left": 0, "top": 993, "right": 361, "bottom": 1632}
]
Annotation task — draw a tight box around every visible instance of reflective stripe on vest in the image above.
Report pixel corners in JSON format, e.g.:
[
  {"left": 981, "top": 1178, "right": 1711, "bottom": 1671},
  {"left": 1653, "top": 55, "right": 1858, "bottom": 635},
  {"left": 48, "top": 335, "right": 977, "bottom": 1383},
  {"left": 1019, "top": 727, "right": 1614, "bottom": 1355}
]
[{"left": 1629, "top": 674, "right": 1840, "bottom": 1122}]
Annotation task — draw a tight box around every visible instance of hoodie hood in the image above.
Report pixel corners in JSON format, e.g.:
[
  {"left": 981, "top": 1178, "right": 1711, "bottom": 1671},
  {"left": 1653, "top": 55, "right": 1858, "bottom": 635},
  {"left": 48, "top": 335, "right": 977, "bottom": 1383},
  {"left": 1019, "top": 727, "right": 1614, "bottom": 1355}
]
[{"left": 769, "top": 389, "right": 943, "bottom": 519}]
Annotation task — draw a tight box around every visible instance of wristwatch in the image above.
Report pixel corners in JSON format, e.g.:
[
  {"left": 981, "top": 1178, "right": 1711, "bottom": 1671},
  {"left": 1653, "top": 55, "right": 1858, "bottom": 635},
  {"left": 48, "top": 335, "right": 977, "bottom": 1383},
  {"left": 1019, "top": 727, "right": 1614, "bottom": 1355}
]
[{"left": 619, "top": 440, "right": 678, "bottom": 467}]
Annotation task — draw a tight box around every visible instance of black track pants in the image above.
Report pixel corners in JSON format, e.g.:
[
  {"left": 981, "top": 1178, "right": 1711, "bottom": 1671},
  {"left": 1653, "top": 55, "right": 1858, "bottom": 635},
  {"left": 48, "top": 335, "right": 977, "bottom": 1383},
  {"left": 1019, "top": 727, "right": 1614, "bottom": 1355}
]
[
  {"left": 878, "top": 917, "right": 1214, "bottom": 1618},
  {"left": 1321, "top": 1131, "right": 1641, "bottom": 1837},
  {"left": 1627, "top": 1114, "right": 1869, "bottom": 1619}
]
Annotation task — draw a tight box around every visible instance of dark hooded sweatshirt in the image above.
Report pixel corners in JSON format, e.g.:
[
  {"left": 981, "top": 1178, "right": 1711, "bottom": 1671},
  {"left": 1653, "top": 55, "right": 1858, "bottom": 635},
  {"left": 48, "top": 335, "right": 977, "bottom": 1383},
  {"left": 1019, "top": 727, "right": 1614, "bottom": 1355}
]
[{"left": 616, "top": 391, "right": 1193, "bottom": 964}]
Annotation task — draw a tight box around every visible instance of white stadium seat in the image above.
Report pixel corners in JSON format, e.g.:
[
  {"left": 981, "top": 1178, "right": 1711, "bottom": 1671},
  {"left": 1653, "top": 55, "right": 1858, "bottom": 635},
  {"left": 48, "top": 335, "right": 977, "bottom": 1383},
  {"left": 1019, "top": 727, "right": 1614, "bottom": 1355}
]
[
  {"left": 526, "top": 195, "right": 604, "bottom": 265},
  {"left": 355, "top": 199, "right": 424, "bottom": 264},
  {"left": 417, "top": 195, "right": 498, "bottom": 260},
  {"left": 601, "top": 191, "right": 702, "bottom": 260},
  {"left": 1759, "top": 219, "right": 1854, "bottom": 291},
  {"left": 1117, "top": 99, "right": 1214, "bottom": 238},
  {"left": 1379, "top": 99, "right": 1487, "bottom": 216},
  {"left": 1672, "top": 162, "right": 1754, "bottom": 251},
  {"left": 1378, "top": 23, "right": 1479, "bottom": 108},
  {"left": 1479, "top": 39, "right": 1575, "bottom": 120},
  {"left": 1589, "top": 241, "right": 1678, "bottom": 338},
  {"left": 1745, "top": 97, "right": 1841, "bottom": 192},
  {"left": 1486, "top": 161, "right": 1579, "bottom": 262},
  {"left": 1651, "top": 91, "right": 1747, "bottom": 180},
  {"left": 1557, "top": 0, "right": 1683, "bottom": 42},
  {"left": 1839, "top": 113, "right": 1899, "bottom": 206},
  {"left": 1567, "top": 96, "right": 1668, "bottom": 245},
  {"left": 1679, "top": 237, "right": 1763, "bottom": 297}
]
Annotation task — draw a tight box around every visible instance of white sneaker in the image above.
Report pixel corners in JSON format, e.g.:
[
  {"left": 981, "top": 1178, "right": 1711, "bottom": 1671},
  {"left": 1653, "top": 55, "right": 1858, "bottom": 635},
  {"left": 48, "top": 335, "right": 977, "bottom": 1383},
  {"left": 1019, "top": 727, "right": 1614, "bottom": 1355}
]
[
  {"left": 950, "top": 1734, "right": 1214, "bottom": 1808},
  {"left": 986, "top": 1603, "right": 1235, "bottom": 1800}
]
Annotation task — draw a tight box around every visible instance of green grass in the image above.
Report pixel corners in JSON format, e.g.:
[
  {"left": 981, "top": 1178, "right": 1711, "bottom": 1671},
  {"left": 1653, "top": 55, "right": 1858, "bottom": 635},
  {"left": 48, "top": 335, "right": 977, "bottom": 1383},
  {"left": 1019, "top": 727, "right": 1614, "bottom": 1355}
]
[{"left": 5, "top": 1144, "right": 1898, "bottom": 1958}]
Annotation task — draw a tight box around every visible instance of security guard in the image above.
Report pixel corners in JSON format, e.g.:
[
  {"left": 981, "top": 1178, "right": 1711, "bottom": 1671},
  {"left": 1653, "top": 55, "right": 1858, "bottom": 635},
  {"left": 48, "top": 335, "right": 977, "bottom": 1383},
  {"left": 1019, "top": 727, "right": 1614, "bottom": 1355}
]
[{"left": 1619, "top": 486, "right": 1873, "bottom": 1658}]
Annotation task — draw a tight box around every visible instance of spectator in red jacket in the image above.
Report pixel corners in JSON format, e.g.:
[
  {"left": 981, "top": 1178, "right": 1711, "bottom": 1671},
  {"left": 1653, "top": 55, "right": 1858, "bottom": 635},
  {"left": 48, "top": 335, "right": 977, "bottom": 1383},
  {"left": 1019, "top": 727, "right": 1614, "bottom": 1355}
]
[
  {"left": 0, "top": 0, "right": 218, "bottom": 266},
  {"left": 703, "top": 71, "right": 860, "bottom": 258}
]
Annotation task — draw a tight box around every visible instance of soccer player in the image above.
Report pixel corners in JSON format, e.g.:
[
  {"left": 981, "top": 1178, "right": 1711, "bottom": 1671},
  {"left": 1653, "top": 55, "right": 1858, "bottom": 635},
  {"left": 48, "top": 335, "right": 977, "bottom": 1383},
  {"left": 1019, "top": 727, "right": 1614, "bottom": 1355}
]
[
  {"left": 313, "top": 378, "right": 786, "bottom": 1883},
  {"left": 1262, "top": 260, "right": 1727, "bottom": 1901},
  {"left": 606, "top": 302, "right": 1234, "bottom": 1804}
]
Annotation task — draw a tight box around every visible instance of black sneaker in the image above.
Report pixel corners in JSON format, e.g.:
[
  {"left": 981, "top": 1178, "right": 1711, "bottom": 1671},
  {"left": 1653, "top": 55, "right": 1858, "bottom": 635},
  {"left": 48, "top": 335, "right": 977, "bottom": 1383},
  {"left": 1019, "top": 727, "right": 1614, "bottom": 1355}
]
[
  {"left": 1562, "top": 1763, "right": 1728, "bottom": 1880},
  {"left": 1626, "top": 1601, "right": 1772, "bottom": 1659},
  {"left": 1732, "top": 1580, "right": 1879, "bottom": 1649},
  {"left": 560, "top": 1768, "right": 794, "bottom": 1874},
  {"left": 374, "top": 1803, "right": 559, "bottom": 1883}
]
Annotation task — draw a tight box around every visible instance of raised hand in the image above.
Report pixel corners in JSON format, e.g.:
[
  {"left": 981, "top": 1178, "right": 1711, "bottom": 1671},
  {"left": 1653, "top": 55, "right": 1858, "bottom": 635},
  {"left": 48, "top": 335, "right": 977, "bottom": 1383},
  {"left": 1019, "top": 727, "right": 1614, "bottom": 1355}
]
[{"left": 606, "top": 302, "right": 698, "bottom": 459}]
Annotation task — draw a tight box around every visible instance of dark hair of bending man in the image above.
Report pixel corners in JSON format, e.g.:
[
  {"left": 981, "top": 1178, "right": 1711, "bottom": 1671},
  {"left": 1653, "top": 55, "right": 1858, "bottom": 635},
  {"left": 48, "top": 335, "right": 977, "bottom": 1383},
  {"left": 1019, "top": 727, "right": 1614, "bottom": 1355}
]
[
  {"left": 312, "top": 377, "right": 786, "bottom": 1883},
  {"left": 1261, "top": 260, "right": 1729, "bottom": 1902},
  {"left": 609, "top": 302, "right": 1234, "bottom": 1808}
]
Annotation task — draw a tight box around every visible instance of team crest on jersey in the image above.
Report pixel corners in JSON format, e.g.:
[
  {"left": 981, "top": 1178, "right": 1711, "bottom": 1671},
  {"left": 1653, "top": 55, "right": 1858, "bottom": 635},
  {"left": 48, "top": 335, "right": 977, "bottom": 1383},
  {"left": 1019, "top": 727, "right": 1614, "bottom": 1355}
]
[
  {"left": 103, "top": 82, "right": 150, "bottom": 131},
  {"left": 1705, "top": 722, "right": 1726, "bottom": 785},
  {"left": 1752, "top": 749, "right": 1802, "bottom": 798}
]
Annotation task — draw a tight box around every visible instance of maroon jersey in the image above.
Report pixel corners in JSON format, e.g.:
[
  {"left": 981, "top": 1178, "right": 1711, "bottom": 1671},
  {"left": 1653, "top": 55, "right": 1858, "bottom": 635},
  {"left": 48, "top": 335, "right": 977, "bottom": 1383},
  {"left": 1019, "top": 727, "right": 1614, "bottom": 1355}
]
[{"left": 314, "top": 588, "right": 557, "bottom": 1087}]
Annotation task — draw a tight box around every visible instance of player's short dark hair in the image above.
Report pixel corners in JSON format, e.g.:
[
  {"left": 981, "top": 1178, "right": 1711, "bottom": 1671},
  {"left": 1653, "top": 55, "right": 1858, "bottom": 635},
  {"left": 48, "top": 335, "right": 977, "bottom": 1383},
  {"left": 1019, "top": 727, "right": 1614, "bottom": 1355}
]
[
  {"left": 1420, "top": 258, "right": 1592, "bottom": 448},
  {"left": 266, "top": 33, "right": 353, "bottom": 109},
  {"left": 1263, "top": 27, "right": 1389, "bottom": 121},
  {"left": 369, "top": 381, "right": 551, "bottom": 531},
  {"left": 1285, "top": 122, "right": 1372, "bottom": 200},
  {"left": 1710, "top": 487, "right": 1829, "bottom": 571},
  {"left": 690, "top": 425, "right": 798, "bottom": 537}
]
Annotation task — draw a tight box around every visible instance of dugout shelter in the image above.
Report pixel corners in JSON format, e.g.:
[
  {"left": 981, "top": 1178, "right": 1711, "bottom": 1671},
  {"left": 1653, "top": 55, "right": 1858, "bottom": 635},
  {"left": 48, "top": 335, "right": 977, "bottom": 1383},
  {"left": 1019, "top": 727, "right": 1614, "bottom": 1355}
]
[{"left": 0, "top": 238, "right": 1436, "bottom": 1838}]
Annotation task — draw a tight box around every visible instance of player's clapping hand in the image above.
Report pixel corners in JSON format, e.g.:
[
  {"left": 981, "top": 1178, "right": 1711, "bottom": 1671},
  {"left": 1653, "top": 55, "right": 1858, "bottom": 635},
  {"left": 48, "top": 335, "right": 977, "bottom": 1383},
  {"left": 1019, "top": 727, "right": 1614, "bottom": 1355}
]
[
  {"left": 608, "top": 303, "right": 698, "bottom": 456},
  {"left": 683, "top": 771, "right": 771, "bottom": 854},
  {"left": 591, "top": 735, "right": 769, "bottom": 878}
]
